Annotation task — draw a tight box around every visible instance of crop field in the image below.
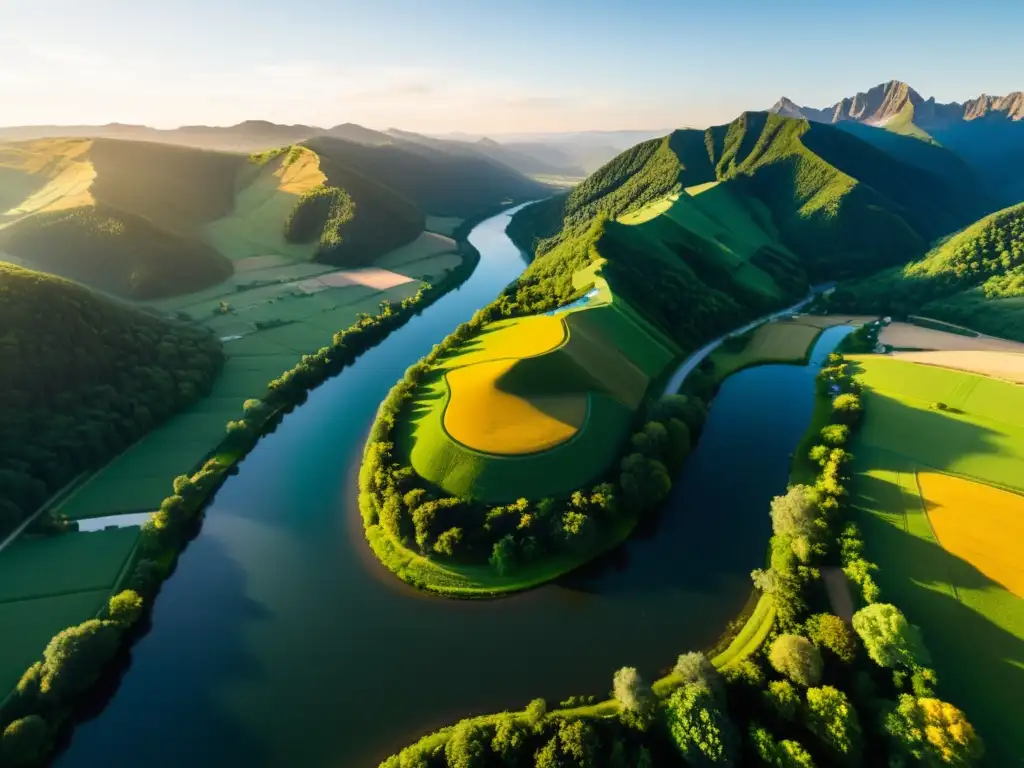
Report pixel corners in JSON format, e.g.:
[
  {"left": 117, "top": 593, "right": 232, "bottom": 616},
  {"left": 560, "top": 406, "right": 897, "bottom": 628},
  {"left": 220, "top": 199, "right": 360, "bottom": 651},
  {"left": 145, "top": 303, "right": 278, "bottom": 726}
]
[
  {"left": 788, "top": 313, "right": 879, "bottom": 329},
  {"left": 0, "top": 139, "right": 95, "bottom": 227},
  {"left": 397, "top": 272, "right": 676, "bottom": 501},
  {"left": 710, "top": 319, "right": 823, "bottom": 379},
  {"left": 0, "top": 527, "right": 139, "bottom": 694},
  {"left": 890, "top": 350, "right": 1024, "bottom": 384},
  {"left": 879, "top": 322, "right": 1024, "bottom": 352},
  {"left": 849, "top": 356, "right": 1024, "bottom": 765},
  {"left": 917, "top": 471, "right": 1024, "bottom": 598}
]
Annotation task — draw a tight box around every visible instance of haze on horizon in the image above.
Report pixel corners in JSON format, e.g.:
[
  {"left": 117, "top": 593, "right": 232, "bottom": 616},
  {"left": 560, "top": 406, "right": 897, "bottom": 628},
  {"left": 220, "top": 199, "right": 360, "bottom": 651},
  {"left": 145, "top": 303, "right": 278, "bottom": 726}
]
[{"left": 1, "top": 0, "right": 1022, "bottom": 135}]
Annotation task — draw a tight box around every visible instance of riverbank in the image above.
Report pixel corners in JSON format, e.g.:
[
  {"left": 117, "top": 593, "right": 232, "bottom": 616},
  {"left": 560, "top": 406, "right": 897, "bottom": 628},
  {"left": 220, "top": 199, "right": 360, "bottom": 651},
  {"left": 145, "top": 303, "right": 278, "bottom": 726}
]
[{"left": 0, "top": 232, "right": 485, "bottom": 764}]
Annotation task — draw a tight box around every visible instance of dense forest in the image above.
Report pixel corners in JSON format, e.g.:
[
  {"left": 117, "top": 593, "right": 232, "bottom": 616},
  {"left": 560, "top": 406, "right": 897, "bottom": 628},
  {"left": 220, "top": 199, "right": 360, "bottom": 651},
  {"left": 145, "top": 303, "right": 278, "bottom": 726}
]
[
  {"left": 827, "top": 201, "right": 1024, "bottom": 339},
  {"left": 0, "top": 263, "right": 223, "bottom": 535},
  {"left": 382, "top": 352, "right": 984, "bottom": 768}
]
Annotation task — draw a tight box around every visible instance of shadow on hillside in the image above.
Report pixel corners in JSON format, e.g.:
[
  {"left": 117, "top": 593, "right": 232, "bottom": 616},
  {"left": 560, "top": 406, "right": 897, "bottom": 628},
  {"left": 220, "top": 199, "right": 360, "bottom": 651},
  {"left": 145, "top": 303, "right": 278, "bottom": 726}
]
[
  {"left": 853, "top": 483, "right": 1024, "bottom": 766},
  {"left": 51, "top": 532, "right": 270, "bottom": 767}
]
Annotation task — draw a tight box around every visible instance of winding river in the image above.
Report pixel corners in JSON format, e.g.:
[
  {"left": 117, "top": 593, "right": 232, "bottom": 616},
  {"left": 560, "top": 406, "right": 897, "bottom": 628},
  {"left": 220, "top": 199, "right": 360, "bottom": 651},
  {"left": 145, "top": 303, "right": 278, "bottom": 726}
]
[{"left": 57, "top": 206, "right": 852, "bottom": 767}]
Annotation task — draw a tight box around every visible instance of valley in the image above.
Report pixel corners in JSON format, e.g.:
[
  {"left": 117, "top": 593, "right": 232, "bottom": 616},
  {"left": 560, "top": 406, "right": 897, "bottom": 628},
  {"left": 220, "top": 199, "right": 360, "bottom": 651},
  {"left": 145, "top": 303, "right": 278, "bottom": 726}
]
[{"left": 0, "top": 29, "right": 1022, "bottom": 765}]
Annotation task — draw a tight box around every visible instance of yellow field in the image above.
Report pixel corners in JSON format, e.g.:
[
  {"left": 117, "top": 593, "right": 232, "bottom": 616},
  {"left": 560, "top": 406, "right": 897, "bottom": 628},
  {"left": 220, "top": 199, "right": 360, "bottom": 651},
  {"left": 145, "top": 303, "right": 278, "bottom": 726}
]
[
  {"left": 891, "top": 350, "right": 1024, "bottom": 384},
  {"left": 444, "top": 359, "right": 587, "bottom": 454},
  {"left": 684, "top": 180, "right": 720, "bottom": 196},
  {"left": 616, "top": 194, "right": 678, "bottom": 225},
  {"left": 439, "top": 315, "right": 567, "bottom": 369},
  {"left": 918, "top": 471, "right": 1024, "bottom": 598},
  {"left": 202, "top": 148, "right": 326, "bottom": 261}
]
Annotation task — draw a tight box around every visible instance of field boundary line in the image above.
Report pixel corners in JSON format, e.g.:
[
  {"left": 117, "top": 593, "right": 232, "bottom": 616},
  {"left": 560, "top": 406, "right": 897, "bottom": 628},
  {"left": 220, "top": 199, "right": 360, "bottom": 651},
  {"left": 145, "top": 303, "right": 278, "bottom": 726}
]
[
  {"left": 913, "top": 469, "right": 962, "bottom": 603},
  {"left": 0, "top": 472, "right": 88, "bottom": 554}
]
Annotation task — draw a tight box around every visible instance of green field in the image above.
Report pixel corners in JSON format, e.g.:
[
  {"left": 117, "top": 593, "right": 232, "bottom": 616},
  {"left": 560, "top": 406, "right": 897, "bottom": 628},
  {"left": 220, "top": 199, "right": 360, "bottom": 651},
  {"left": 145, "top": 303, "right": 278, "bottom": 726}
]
[
  {"left": 395, "top": 273, "right": 676, "bottom": 502},
  {"left": 848, "top": 356, "right": 1024, "bottom": 766},
  {"left": 0, "top": 527, "right": 139, "bottom": 693}
]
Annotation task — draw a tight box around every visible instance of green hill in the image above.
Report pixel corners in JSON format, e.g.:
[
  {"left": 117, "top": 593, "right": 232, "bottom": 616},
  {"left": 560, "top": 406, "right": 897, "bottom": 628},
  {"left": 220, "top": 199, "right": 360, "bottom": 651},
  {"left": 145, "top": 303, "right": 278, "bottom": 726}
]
[
  {"left": 0, "top": 262, "right": 223, "bottom": 535},
  {"left": 0, "top": 135, "right": 543, "bottom": 298},
  {"left": 828, "top": 201, "right": 1024, "bottom": 339}
]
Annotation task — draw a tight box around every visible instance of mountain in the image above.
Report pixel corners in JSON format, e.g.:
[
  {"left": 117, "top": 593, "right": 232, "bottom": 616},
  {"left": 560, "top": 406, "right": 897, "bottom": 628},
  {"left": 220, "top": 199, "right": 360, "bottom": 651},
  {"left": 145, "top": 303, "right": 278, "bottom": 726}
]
[
  {"left": 0, "top": 262, "right": 223, "bottom": 534},
  {"left": 0, "top": 134, "right": 543, "bottom": 298},
  {"left": 770, "top": 80, "right": 1024, "bottom": 202},
  {"left": 514, "top": 111, "right": 992, "bottom": 288},
  {"left": 828, "top": 201, "right": 1024, "bottom": 340}
]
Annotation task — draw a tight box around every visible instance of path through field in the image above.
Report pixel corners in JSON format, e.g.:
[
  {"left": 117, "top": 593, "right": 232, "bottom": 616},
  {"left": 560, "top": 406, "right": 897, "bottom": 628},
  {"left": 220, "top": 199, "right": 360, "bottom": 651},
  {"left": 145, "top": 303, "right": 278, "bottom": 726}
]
[{"left": 820, "top": 567, "right": 855, "bottom": 623}]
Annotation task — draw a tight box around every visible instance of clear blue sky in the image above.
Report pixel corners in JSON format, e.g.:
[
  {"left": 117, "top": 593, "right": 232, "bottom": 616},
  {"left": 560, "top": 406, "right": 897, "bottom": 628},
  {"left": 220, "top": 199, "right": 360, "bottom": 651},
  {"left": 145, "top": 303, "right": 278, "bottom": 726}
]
[{"left": 1, "top": 0, "right": 1021, "bottom": 133}]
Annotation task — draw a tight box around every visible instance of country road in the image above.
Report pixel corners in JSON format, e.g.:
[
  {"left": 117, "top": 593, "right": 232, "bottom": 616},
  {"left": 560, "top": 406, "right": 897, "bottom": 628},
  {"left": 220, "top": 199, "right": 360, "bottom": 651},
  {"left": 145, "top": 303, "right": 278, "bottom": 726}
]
[{"left": 661, "top": 286, "right": 831, "bottom": 396}]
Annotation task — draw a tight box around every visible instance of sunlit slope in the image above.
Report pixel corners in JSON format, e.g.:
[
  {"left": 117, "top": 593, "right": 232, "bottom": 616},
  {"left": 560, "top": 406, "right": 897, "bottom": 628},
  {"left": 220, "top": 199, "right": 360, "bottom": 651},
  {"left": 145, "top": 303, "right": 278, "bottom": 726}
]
[
  {"left": 0, "top": 138, "right": 242, "bottom": 298},
  {"left": 835, "top": 201, "right": 1024, "bottom": 339}
]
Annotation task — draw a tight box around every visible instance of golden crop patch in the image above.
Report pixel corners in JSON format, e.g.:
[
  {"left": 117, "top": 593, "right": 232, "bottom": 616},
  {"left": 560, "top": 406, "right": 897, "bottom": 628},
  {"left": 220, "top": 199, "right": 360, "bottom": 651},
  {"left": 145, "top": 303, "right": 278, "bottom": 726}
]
[
  {"left": 917, "top": 471, "right": 1024, "bottom": 597},
  {"left": 439, "top": 314, "right": 566, "bottom": 369},
  {"left": 444, "top": 359, "right": 586, "bottom": 454}
]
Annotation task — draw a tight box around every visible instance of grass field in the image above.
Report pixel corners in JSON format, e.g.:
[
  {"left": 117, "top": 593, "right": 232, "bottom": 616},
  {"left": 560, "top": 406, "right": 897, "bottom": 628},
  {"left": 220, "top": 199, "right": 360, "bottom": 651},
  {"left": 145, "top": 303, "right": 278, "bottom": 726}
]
[
  {"left": 0, "top": 527, "right": 139, "bottom": 694},
  {"left": 849, "top": 356, "right": 1024, "bottom": 766},
  {"left": 710, "top": 319, "right": 823, "bottom": 380},
  {"left": 396, "top": 268, "right": 676, "bottom": 501}
]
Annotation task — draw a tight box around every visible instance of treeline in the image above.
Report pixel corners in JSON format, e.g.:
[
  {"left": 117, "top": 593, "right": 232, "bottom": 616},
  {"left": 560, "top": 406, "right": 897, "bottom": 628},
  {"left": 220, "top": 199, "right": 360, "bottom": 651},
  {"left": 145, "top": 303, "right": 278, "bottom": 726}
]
[
  {"left": 825, "top": 201, "right": 1024, "bottom": 338},
  {"left": 362, "top": 377, "right": 705, "bottom": 577},
  {"left": 0, "top": 263, "right": 224, "bottom": 537},
  {"left": 381, "top": 352, "right": 983, "bottom": 768},
  {"left": 0, "top": 251, "right": 481, "bottom": 765}
]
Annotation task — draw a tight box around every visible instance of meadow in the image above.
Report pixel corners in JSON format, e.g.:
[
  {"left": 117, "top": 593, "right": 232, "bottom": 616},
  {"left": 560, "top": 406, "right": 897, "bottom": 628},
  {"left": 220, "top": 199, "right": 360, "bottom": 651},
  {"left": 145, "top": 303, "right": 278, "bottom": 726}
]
[
  {"left": 848, "top": 355, "right": 1024, "bottom": 766},
  {"left": 0, "top": 527, "right": 139, "bottom": 694}
]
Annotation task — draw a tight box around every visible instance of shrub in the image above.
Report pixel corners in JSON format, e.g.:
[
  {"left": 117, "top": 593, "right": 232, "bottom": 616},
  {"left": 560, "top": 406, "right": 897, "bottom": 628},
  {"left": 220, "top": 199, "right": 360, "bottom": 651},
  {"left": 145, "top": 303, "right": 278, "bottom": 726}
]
[
  {"left": 1, "top": 715, "right": 48, "bottom": 766},
  {"left": 612, "top": 666, "right": 653, "bottom": 713},
  {"left": 39, "top": 619, "right": 121, "bottom": 700},
  {"left": 884, "top": 694, "right": 984, "bottom": 767},
  {"left": 852, "top": 603, "right": 931, "bottom": 669},
  {"left": 764, "top": 680, "right": 802, "bottom": 722},
  {"left": 831, "top": 393, "right": 862, "bottom": 425},
  {"left": 444, "top": 720, "right": 491, "bottom": 768},
  {"left": 805, "top": 686, "right": 862, "bottom": 765},
  {"left": 107, "top": 590, "right": 144, "bottom": 625},
  {"left": 665, "top": 682, "right": 739, "bottom": 766},
  {"left": 806, "top": 613, "right": 858, "bottom": 664},
  {"left": 769, "top": 635, "right": 823, "bottom": 687},
  {"left": 674, "top": 651, "right": 724, "bottom": 700},
  {"left": 770, "top": 485, "right": 821, "bottom": 539}
]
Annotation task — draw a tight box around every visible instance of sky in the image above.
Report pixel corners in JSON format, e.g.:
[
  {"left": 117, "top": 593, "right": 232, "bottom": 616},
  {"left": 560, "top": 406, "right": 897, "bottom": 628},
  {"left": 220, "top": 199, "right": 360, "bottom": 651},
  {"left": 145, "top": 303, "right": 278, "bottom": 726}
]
[{"left": 1, "top": 0, "right": 1022, "bottom": 134}]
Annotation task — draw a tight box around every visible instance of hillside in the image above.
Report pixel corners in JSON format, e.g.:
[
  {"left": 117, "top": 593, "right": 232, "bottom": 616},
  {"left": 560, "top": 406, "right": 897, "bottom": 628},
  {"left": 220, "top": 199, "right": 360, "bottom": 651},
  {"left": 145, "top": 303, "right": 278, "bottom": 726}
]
[
  {"left": 0, "top": 135, "right": 543, "bottom": 297},
  {"left": 828, "top": 201, "right": 1024, "bottom": 340},
  {"left": 511, "top": 111, "right": 991, "bottom": 288},
  {"left": 0, "top": 262, "right": 223, "bottom": 534},
  {"left": 770, "top": 80, "right": 1024, "bottom": 203}
]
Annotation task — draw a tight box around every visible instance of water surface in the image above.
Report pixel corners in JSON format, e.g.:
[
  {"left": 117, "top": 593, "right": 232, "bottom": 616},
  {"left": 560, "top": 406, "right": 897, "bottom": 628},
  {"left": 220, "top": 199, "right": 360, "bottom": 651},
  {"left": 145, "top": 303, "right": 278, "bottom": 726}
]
[{"left": 58, "top": 207, "right": 851, "bottom": 767}]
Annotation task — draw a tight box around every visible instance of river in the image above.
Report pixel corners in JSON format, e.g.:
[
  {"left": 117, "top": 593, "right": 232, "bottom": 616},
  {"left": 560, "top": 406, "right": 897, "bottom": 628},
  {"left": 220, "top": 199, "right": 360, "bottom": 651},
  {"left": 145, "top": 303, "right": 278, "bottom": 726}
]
[{"left": 56, "top": 206, "right": 852, "bottom": 767}]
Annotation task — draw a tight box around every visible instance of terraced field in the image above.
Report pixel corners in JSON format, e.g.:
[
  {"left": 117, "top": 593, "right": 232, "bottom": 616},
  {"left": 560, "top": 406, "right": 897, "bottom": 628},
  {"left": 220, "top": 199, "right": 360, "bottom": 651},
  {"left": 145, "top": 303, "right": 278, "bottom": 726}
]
[
  {"left": 848, "top": 355, "right": 1024, "bottom": 766},
  {"left": 396, "top": 268, "right": 677, "bottom": 502}
]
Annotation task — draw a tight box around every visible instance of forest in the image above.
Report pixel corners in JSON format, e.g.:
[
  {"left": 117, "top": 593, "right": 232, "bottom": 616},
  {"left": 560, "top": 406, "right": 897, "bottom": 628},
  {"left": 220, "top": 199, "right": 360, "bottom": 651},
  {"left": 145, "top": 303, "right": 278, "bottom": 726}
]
[{"left": 0, "top": 263, "right": 224, "bottom": 536}]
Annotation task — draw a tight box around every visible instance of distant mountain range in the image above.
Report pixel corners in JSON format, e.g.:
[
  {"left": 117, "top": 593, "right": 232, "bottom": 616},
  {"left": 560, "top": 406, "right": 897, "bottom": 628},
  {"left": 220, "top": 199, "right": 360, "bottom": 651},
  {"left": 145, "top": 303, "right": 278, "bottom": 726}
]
[
  {"left": 770, "top": 80, "right": 1024, "bottom": 128},
  {"left": 769, "top": 81, "right": 1024, "bottom": 202},
  {"left": 0, "top": 120, "right": 648, "bottom": 179}
]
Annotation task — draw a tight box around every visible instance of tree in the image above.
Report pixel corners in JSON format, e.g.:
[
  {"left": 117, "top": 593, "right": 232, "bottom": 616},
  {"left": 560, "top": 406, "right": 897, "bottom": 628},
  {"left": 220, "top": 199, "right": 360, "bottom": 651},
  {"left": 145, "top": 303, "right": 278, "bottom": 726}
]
[
  {"left": 884, "top": 694, "right": 984, "bottom": 767},
  {"left": 770, "top": 485, "right": 820, "bottom": 539},
  {"left": 490, "top": 535, "right": 517, "bottom": 575},
  {"left": 674, "top": 652, "right": 724, "bottom": 701},
  {"left": 769, "top": 635, "right": 823, "bottom": 687},
  {"left": 806, "top": 613, "right": 858, "bottom": 664},
  {"left": 805, "top": 686, "right": 862, "bottom": 765},
  {"left": 433, "top": 527, "right": 463, "bottom": 557},
  {"left": 2, "top": 715, "right": 49, "bottom": 766},
  {"left": 524, "top": 698, "right": 547, "bottom": 730},
  {"left": 556, "top": 719, "right": 599, "bottom": 764},
  {"left": 665, "top": 682, "right": 738, "bottom": 766},
  {"left": 491, "top": 714, "right": 530, "bottom": 765},
  {"left": 40, "top": 619, "right": 121, "bottom": 700},
  {"left": 444, "top": 720, "right": 490, "bottom": 768},
  {"left": 852, "top": 603, "right": 931, "bottom": 669},
  {"left": 612, "top": 666, "right": 652, "bottom": 713},
  {"left": 619, "top": 453, "right": 672, "bottom": 510},
  {"left": 820, "top": 424, "right": 850, "bottom": 446},
  {"left": 764, "top": 680, "right": 801, "bottom": 722},
  {"left": 750, "top": 725, "right": 816, "bottom": 768},
  {"left": 107, "top": 589, "right": 144, "bottom": 625},
  {"left": 831, "top": 394, "right": 862, "bottom": 425}
]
